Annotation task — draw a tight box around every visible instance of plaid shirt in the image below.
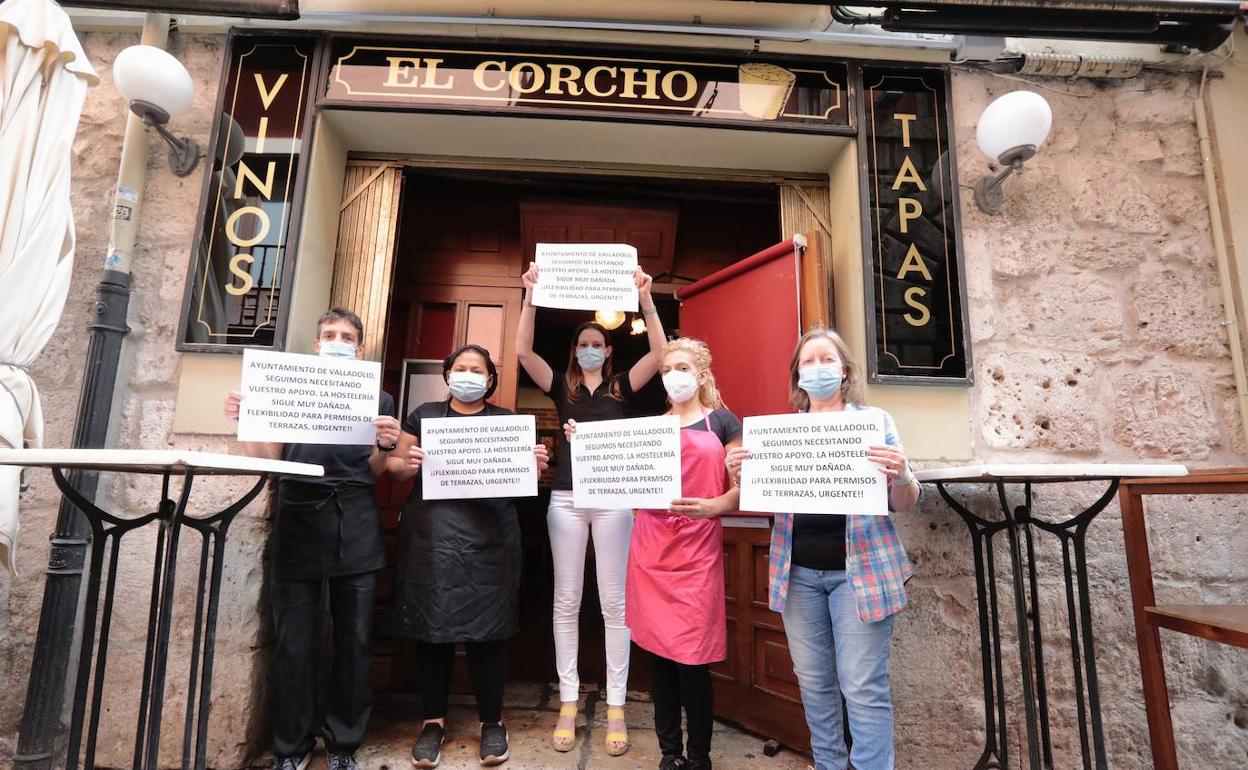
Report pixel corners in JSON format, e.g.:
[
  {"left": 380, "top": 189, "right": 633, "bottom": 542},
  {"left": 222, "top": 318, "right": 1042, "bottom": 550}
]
[{"left": 766, "top": 404, "right": 915, "bottom": 622}]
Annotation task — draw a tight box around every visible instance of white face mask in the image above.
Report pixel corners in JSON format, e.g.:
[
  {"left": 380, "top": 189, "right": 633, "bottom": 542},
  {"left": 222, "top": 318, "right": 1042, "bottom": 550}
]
[
  {"left": 662, "top": 370, "right": 700, "bottom": 404},
  {"left": 447, "top": 371, "right": 489, "bottom": 402},
  {"left": 319, "top": 340, "right": 357, "bottom": 359}
]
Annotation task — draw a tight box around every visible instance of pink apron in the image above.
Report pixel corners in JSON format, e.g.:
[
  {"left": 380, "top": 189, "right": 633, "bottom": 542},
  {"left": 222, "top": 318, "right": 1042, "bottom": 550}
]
[{"left": 626, "top": 412, "right": 728, "bottom": 665}]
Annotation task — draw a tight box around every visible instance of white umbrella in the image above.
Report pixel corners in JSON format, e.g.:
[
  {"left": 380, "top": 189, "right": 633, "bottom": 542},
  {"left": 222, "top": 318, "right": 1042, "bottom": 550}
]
[{"left": 0, "top": 0, "right": 98, "bottom": 575}]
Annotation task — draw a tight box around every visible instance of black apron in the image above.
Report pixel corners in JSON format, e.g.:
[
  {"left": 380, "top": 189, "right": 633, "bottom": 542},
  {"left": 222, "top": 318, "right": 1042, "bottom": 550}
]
[
  {"left": 389, "top": 401, "right": 522, "bottom": 643},
  {"left": 273, "top": 481, "right": 386, "bottom": 581}
]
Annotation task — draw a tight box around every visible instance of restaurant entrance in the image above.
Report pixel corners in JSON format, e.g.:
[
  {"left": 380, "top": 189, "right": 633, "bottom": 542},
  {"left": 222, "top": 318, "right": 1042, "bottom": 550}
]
[{"left": 350, "top": 163, "right": 822, "bottom": 749}]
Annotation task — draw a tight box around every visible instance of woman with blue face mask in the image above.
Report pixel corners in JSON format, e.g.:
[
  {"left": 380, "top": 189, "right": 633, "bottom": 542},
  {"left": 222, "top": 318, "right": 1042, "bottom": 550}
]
[
  {"left": 387, "top": 344, "right": 550, "bottom": 769},
  {"left": 724, "top": 328, "right": 920, "bottom": 770},
  {"left": 515, "top": 263, "right": 667, "bottom": 756}
]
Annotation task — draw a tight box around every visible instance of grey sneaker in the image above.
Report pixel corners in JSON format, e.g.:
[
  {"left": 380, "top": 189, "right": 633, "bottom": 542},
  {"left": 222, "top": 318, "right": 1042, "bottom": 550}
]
[
  {"left": 479, "top": 722, "right": 510, "bottom": 766},
  {"left": 411, "top": 722, "right": 446, "bottom": 768},
  {"left": 271, "top": 750, "right": 312, "bottom": 770},
  {"left": 329, "top": 753, "right": 359, "bottom": 770}
]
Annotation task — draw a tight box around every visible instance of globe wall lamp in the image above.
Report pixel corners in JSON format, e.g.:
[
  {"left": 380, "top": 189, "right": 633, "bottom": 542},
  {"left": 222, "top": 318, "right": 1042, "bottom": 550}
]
[
  {"left": 113, "top": 45, "right": 200, "bottom": 177},
  {"left": 973, "top": 90, "right": 1052, "bottom": 215}
]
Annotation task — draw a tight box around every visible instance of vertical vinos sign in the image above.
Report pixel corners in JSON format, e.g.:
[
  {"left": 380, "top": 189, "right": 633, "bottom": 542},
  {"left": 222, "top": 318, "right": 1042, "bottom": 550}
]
[{"left": 180, "top": 35, "right": 316, "bottom": 349}]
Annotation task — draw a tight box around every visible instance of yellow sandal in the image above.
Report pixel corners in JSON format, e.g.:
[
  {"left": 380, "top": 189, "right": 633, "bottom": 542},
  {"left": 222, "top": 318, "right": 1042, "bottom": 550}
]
[
  {"left": 604, "top": 706, "right": 629, "bottom": 757},
  {"left": 552, "top": 703, "right": 577, "bottom": 752}
]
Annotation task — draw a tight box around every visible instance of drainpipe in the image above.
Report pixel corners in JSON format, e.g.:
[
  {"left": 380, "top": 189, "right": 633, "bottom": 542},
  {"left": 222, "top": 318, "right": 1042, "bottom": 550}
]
[
  {"left": 14, "top": 13, "right": 169, "bottom": 769},
  {"left": 1196, "top": 71, "right": 1248, "bottom": 449}
]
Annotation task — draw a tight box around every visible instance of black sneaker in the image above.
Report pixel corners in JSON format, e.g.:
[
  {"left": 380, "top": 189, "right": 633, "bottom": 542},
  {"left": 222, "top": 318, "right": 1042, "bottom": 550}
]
[
  {"left": 479, "top": 722, "right": 510, "bottom": 766},
  {"left": 271, "top": 750, "right": 312, "bottom": 770},
  {"left": 411, "top": 722, "right": 446, "bottom": 768},
  {"left": 686, "top": 755, "right": 712, "bottom": 770},
  {"left": 659, "top": 755, "right": 687, "bottom": 770},
  {"left": 328, "top": 753, "right": 359, "bottom": 770}
]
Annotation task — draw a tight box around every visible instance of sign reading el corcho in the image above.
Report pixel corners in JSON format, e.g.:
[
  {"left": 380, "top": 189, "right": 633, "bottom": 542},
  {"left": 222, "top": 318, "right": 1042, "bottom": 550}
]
[
  {"left": 862, "top": 66, "right": 969, "bottom": 382},
  {"left": 326, "top": 43, "right": 850, "bottom": 132}
]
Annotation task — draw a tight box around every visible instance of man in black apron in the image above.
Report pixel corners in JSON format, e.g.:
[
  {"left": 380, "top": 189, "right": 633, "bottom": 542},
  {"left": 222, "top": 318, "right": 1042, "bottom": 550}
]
[{"left": 225, "top": 307, "right": 399, "bottom": 770}]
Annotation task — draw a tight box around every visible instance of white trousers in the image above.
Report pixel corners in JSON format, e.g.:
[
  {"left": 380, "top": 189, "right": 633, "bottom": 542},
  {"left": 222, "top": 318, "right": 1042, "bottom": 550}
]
[{"left": 547, "top": 490, "right": 633, "bottom": 706}]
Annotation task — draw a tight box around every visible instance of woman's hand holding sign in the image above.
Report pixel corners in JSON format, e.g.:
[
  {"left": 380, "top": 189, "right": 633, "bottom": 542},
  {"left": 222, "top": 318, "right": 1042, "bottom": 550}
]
[
  {"left": 867, "top": 444, "right": 910, "bottom": 481},
  {"left": 534, "top": 443, "right": 551, "bottom": 474},
  {"left": 725, "top": 446, "right": 750, "bottom": 486}
]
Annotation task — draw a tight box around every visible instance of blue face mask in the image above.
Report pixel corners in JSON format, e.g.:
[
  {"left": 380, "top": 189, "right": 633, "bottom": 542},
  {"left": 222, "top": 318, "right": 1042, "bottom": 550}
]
[
  {"left": 319, "top": 340, "right": 357, "bottom": 359},
  {"left": 447, "top": 371, "right": 489, "bottom": 402},
  {"left": 576, "top": 346, "right": 607, "bottom": 372},
  {"left": 798, "top": 364, "right": 843, "bottom": 400}
]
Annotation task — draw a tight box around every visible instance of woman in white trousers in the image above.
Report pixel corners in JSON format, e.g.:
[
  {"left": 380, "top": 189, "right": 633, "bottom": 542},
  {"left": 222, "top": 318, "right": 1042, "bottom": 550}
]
[{"left": 516, "top": 262, "right": 666, "bottom": 757}]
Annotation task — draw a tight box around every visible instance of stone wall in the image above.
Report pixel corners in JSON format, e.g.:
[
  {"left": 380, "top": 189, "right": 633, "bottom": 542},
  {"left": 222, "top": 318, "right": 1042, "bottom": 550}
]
[
  {"left": 884, "top": 68, "right": 1248, "bottom": 770},
  {"left": 0, "top": 27, "right": 1244, "bottom": 770}
]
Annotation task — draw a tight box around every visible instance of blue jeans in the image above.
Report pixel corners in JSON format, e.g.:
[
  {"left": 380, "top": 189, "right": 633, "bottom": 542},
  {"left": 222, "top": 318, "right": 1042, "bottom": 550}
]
[{"left": 781, "top": 565, "right": 896, "bottom": 770}]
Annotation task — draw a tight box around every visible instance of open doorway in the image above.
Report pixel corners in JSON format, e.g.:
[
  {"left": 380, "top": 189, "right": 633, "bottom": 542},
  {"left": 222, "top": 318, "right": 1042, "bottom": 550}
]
[{"left": 369, "top": 166, "right": 781, "bottom": 702}]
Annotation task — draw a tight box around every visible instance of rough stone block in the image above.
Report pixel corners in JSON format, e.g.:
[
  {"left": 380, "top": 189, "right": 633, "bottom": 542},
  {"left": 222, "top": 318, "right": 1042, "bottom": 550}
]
[
  {"left": 1131, "top": 265, "right": 1227, "bottom": 357},
  {"left": 1111, "top": 373, "right": 1218, "bottom": 458},
  {"left": 976, "top": 350, "right": 1103, "bottom": 452}
]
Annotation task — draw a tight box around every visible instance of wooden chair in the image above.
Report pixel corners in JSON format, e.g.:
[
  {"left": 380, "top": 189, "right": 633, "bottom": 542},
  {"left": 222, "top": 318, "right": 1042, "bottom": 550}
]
[{"left": 1118, "top": 469, "right": 1248, "bottom": 770}]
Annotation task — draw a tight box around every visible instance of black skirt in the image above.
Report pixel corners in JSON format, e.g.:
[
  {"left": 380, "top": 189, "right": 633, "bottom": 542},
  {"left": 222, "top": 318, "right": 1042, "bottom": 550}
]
[
  {"left": 272, "top": 482, "right": 386, "bottom": 581},
  {"left": 388, "top": 495, "right": 521, "bottom": 643}
]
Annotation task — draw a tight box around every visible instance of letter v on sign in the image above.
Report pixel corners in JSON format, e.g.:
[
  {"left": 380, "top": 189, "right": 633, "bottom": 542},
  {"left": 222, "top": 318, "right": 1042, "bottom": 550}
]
[{"left": 254, "top": 73, "right": 289, "bottom": 109}]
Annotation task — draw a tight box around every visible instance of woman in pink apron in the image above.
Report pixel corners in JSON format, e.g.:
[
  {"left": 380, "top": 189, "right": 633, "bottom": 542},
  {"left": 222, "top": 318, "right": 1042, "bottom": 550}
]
[{"left": 624, "top": 338, "right": 743, "bottom": 770}]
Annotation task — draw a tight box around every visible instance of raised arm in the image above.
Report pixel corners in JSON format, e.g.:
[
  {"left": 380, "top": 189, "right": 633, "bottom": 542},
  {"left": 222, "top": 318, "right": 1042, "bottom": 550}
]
[
  {"left": 517, "top": 261, "right": 555, "bottom": 393},
  {"left": 628, "top": 268, "right": 666, "bottom": 393},
  {"left": 224, "top": 390, "right": 283, "bottom": 460}
]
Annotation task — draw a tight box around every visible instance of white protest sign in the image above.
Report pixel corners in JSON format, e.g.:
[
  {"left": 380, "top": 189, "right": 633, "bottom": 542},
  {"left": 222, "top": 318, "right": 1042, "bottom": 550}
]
[
  {"left": 532, "top": 243, "right": 639, "bottom": 312},
  {"left": 238, "top": 349, "right": 381, "bottom": 445},
  {"left": 739, "top": 412, "right": 888, "bottom": 515},
  {"left": 420, "top": 415, "right": 538, "bottom": 500},
  {"left": 572, "top": 415, "right": 681, "bottom": 509}
]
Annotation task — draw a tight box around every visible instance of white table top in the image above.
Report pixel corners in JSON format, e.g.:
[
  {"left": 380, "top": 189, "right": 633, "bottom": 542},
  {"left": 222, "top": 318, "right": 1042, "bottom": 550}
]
[
  {"left": 0, "top": 448, "right": 323, "bottom": 477},
  {"left": 915, "top": 463, "right": 1189, "bottom": 484}
]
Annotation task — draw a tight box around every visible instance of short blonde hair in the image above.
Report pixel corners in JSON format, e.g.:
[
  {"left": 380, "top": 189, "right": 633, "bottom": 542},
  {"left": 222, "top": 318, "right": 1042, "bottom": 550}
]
[
  {"left": 661, "top": 337, "right": 725, "bottom": 410},
  {"left": 788, "top": 328, "right": 866, "bottom": 410}
]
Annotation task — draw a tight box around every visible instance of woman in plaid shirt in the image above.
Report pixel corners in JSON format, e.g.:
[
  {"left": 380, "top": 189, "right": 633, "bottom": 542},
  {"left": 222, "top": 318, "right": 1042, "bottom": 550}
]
[{"left": 726, "top": 328, "right": 920, "bottom": 770}]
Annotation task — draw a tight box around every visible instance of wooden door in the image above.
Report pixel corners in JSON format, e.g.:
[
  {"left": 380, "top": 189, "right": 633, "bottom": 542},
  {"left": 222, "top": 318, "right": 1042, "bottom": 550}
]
[
  {"left": 676, "top": 232, "right": 831, "bottom": 752},
  {"left": 520, "top": 200, "right": 678, "bottom": 278}
]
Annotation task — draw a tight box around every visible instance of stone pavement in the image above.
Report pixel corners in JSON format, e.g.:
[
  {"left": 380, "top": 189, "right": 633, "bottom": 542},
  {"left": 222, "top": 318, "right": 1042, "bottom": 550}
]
[{"left": 305, "top": 684, "right": 813, "bottom": 770}]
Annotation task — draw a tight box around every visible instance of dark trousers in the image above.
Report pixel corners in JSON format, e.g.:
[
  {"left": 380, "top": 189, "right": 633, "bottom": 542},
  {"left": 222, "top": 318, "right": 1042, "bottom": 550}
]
[
  {"left": 650, "top": 652, "right": 714, "bottom": 760},
  {"left": 271, "top": 570, "right": 377, "bottom": 758},
  {"left": 418, "top": 640, "right": 507, "bottom": 723}
]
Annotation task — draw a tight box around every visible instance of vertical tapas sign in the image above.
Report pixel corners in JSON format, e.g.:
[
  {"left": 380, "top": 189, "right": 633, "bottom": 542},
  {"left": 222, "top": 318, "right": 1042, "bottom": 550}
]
[
  {"left": 862, "top": 67, "right": 969, "bottom": 382},
  {"left": 180, "top": 34, "right": 316, "bottom": 349}
]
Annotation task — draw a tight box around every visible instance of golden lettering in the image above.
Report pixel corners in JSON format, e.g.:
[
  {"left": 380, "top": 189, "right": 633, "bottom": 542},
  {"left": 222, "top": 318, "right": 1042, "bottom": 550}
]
[
  {"left": 896, "top": 244, "right": 933, "bottom": 281},
  {"left": 585, "top": 65, "right": 617, "bottom": 97},
  {"left": 422, "top": 58, "right": 453, "bottom": 90},
  {"left": 619, "top": 67, "right": 661, "bottom": 100},
  {"left": 383, "top": 56, "right": 422, "bottom": 87},
  {"left": 892, "top": 155, "right": 927, "bottom": 191},
  {"left": 661, "top": 70, "right": 698, "bottom": 101},
  {"left": 473, "top": 60, "right": 507, "bottom": 92},
  {"left": 225, "top": 253, "right": 255, "bottom": 296},
  {"left": 254, "top": 116, "right": 269, "bottom": 154},
  {"left": 903, "top": 287, "right": 931, "bottom": 326},
  {"left": 547, "top": 63, "right": 584, "bottom": 96},
  {"left": 508, "top": 62, "right": 546, "bottom": 94},
  {"left": 225, "top": 206, "right": 270, "bottom": 249},
  {"left": 254, "top": 73, "right": 288, "bottom": 109},
  {"left": 898, "top": 198, "right": 922, "bottom": 234},
  {"left": 234, "top": 160, "right": 276, "bottom": 200},
  {"left": 894, "top": 113, "right": 917, "bottom": 147}
]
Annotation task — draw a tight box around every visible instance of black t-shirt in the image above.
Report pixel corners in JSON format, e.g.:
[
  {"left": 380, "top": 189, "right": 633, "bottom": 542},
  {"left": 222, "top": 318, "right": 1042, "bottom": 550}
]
[
  {"left": 545, "top": 371, "right": 635, "bottom": 490},
  {"left": 282, "top": 391, "right": 395, "bottom": 487},
  {"left": 681, "top": 408, "right": 742, "bottom": 444},
  {"left": 791, "top": 515, "right": 848, "bottom": 571}
]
